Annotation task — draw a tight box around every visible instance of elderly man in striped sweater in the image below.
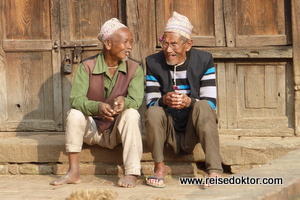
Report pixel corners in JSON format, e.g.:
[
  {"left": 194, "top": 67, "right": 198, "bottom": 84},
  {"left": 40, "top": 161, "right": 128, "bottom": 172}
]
[{"left": 145, "top": 12, "right": 223, "bottom": 188}]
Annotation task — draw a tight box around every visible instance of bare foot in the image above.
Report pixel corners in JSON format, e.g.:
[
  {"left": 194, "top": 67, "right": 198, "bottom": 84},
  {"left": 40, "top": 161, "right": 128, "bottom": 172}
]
[
  {"left": 146, "top": 163, "right": 166, "bottom": 188},
  {"left": 203, "top": 172, "right": 221, "bottom": 189},
  {"left": 117, "top": 175, "right": 138, "bottom": 188},
  {"left": 50, "top": 173, "right": 81, "bottom": 186}
]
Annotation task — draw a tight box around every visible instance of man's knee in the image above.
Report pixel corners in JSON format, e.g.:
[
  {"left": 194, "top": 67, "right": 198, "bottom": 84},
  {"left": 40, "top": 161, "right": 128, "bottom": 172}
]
[
  {"left": 122, "top": 108, "right": 140, "bottom": 121},
  {"left": 193, "top": 101, "right": 216, "bottom": 114},
  {"left": 193, "top": 100, "right": 211, "bottom": 110},
  {"left": 65, "top": 108, "right": 92, "bottom": 132},
  {"left": 192, "top": 100, "right": 217, "bottom": 122},
  {"left": 66, "top": 108, "right": 86, "bottom": 123}
]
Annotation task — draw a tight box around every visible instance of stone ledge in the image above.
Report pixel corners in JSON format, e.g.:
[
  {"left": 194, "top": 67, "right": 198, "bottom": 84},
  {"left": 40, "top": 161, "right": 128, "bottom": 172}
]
[
  {"left": 0, "top": 133, "right": 300, "bottom": 175},
  {"left": 0, "top": 162, "right": 196, "bottom": 176}
]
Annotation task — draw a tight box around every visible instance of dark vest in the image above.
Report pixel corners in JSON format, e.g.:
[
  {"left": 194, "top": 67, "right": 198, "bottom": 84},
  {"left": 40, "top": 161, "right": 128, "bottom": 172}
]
[{"left": 82, "top": 55, "right": 139, "bottom": 132}]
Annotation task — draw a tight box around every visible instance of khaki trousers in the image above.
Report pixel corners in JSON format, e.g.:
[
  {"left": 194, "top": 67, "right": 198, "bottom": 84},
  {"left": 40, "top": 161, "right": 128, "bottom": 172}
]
[
  {"left": 145, "top": 100, "right": 223, "bottom": 174},
  {"left": 65, "top": 108, "right": 142, "bottom": 176}
]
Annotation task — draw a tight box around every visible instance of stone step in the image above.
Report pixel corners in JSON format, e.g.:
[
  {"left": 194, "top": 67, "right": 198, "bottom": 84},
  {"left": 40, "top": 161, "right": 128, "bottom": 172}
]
[{"left": 0, "top": 132, "right": 300, "bottom": 175}]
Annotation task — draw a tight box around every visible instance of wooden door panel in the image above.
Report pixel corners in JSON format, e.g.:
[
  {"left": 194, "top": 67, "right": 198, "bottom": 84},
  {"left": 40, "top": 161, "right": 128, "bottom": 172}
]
[
  {"left": 225, "top": 0, "right": 290, "bottom": 47},
  {"left": 70, "top": 0, "right": 118, "bottom": 41},
  {"left": 3, "top": 0, "right": 53, "bottom": 51},
  {"left": 62, "top": 0, "right": 119, "bottom": 47},
  {"left": 236, "top": 0, "right": 284, "bottom": 36},
  {"left": 156, "top": 0, "right": 225, "bottom": 46},
  {"left": 0, "top": 0, "right": 62, "bottom": 131},
  {"left": 6, "top": 52, "right": 53, "bottom": 121},
  {"left": 61, "top": 0, "right": 121, "bottom": 63},
  {"left": 4, "top": 0, "right": 51, "bottom": 40},
  {"left": 237, "top": 63, "right": 286, "bottom": 119},
  {"left": 217, "top": 61, "right": 294, "bottom": 136}
]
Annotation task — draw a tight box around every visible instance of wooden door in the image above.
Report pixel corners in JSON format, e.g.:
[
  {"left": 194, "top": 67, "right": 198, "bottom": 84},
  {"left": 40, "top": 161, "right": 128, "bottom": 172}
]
[
  {"left": 0, "top": 0, "right": 62, "bottom": 131},
  {"left": 0, "top": 0, "right": 123, "bottom": 132},
  {"left": 219, "top": 0, "right": 294, "bottom": 136}
]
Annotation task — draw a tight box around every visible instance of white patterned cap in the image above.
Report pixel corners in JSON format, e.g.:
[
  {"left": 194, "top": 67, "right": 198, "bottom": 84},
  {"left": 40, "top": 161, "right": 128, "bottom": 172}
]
[
  {"left": 163, "top": 12, "right": 193, "bottom": 39},
  {"left": 98, "top": 18, "right": 127, "bottom": 43}
]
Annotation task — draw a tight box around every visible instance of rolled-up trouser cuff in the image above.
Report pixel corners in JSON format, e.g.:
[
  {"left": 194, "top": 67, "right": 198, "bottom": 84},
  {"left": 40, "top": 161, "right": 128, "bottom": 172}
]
[
  {"left": 65, "top": 144, "right": 82, "bottom": 153},
  {"left": 124, "top": 167, "right": 141, "bottom": 176}
]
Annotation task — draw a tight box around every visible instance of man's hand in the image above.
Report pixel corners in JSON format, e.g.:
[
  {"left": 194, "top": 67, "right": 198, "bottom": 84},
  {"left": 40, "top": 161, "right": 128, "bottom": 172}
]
[
  {"left": 163, "top": 92, "right": 191, "bottom": 109},
  {"left": 179, "top": 93, "right": 191, "bottom": 108},
  {"left": 113, "top": 96, "right": 125, "bottom": 114},
  {"left": 98, "top": 102, "right": 116, "bottom": 122}
]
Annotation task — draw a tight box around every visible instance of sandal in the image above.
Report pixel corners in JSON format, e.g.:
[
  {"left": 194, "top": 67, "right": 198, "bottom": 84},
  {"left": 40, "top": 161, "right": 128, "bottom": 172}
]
[{"left": 146, "top": 176, "right": 166, "bottom": 188}]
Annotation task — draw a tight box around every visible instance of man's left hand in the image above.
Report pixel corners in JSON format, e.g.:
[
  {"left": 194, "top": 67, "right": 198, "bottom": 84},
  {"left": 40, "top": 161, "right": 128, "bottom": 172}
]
[{"left": 113, "top": 96, "right": 125, "bottom": 114}]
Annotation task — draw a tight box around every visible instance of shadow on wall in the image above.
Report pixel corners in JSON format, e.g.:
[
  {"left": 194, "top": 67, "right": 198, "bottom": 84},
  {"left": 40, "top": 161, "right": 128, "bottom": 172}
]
[{"left": 15, "top": 72, "right": 71, "bottom": 175}]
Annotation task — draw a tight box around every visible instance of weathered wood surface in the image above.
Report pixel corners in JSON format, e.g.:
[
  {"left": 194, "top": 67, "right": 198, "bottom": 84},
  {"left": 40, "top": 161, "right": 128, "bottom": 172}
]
[
  {"left": 126, "top": 0, "right": 156, "bottom": 65},
  {"left": 156, "top": 0, "right": 225, "bottom": 47},
  {"left": 1, "top": 0, "right": 63, "bottom": 131}
]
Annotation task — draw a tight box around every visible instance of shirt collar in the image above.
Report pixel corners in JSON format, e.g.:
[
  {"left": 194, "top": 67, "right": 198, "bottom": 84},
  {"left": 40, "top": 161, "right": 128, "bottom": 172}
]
[{"left": 92, "top": 52, "right": 127, "bottom": 74}]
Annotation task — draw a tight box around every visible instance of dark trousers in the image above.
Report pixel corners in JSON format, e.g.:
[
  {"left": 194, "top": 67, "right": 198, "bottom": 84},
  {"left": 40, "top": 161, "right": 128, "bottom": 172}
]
[{"left": 145, "top": 100, "right": 223, "bottom": 173}]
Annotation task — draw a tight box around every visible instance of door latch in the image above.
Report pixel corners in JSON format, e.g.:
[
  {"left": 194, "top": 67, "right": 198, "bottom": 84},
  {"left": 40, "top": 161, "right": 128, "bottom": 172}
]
[
  {"left": 73, "top": 47, "right": 82, "bottom": 63},
  {"left": 60, "top": 43, "right": 98, "bottom": 63}
]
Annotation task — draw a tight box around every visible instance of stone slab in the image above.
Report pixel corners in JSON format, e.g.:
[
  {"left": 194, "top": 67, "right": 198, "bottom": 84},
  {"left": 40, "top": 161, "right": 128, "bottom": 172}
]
[{"left": 0, "top": 133, "right": 300, "bottom": 170}]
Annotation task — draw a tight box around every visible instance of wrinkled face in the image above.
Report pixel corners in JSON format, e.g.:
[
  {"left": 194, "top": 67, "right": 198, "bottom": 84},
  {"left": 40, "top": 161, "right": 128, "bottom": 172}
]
[
  {"left": 105, "top": 27, "right": 134, "bottom": 61},
  {"left": 161, "top": 32, "right": 192, "bottom": 66}
]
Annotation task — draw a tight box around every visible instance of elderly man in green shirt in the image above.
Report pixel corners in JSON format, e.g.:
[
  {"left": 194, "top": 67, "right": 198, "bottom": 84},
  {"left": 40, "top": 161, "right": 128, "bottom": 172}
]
[{"left": 50, "top": 18, "right": 144, "bottom": 188}]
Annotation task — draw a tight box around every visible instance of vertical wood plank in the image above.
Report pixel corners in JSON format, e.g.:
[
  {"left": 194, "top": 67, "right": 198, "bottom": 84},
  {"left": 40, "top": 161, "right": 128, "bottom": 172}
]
[
  {"left": 284, "top": 0, "right": 292, "bottom": 44},
  {"left": 223, "top": 0, "right": 236, "bottom": 47},
  {"left": 245, "top": 73, "right": 264, "bottom": 109},
  {"left": 216, "top": 62, "right": 227, "bottom": 129},
  {"left": 286, "top": 62, "right": 295, "bottom": 129},
  {"left": 51, "top": 0, "right": 63, "bottom": 131},
  {"left": 292, "top": 0, "right": 300, "bottom": 135},
  {"left": 0, "top": 0, "right": 7, "bottom": 130},
  {"left": 214, "top": 0, "right": 225, "bottom": 46},
  {"left": 264, "top": 65, "right": 279, "bottom": 109},
  {"left": 226, "top": 62, "right": 238, "bottom": 128},
  {"left": 60, "top": 0, "right": 75, "bottom": 130},
  {"left": 275, "top": 64, "right": 286, "bottom": 116}
]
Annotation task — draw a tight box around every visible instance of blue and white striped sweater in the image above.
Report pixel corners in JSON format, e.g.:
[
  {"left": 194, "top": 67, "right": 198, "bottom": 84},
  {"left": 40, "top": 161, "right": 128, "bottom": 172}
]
[{"left": 146, "top": 63, "right": 216, "bottom": 109}]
